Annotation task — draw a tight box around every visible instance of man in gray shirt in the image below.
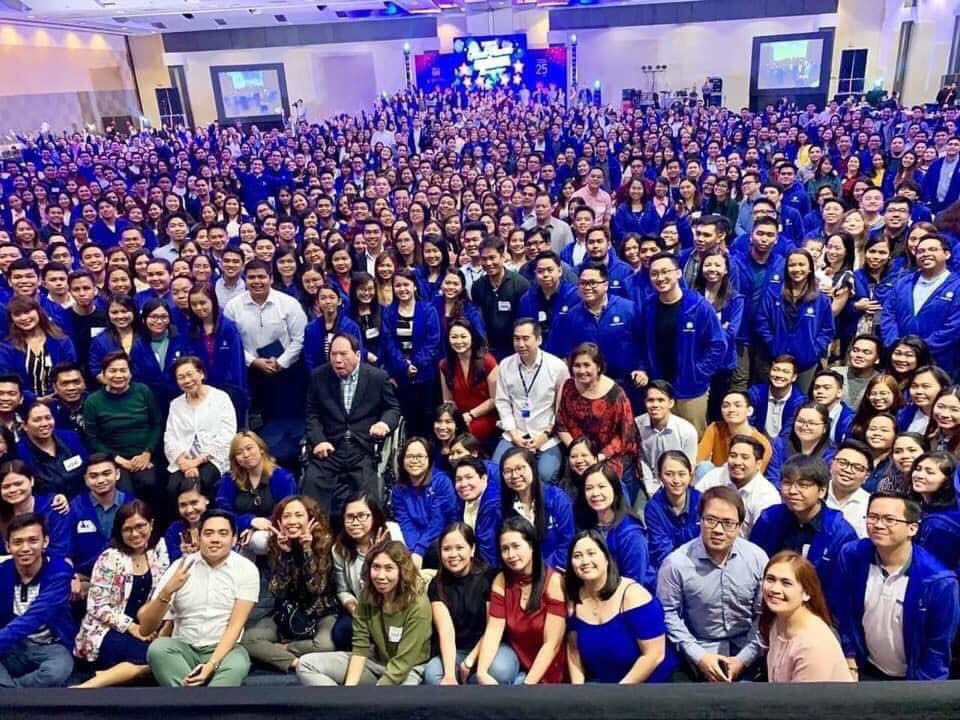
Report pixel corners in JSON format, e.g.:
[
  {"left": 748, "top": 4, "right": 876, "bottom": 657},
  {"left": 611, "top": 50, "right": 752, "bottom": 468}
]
[
  {"left": 522, "top": 192, "right": 574, "bottom": 255},
  {"left": 657, "top": 486, "right": 768, "bottom": 682}
]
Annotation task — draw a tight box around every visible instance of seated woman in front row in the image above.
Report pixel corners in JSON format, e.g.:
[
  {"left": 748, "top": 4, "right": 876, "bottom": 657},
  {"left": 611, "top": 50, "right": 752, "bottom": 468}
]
[
  {"left": 566, "top": 530, "right": 675, "bottom": 683},
  {"left": 295, "top": 540, "right": 431, "bottom": 686}
]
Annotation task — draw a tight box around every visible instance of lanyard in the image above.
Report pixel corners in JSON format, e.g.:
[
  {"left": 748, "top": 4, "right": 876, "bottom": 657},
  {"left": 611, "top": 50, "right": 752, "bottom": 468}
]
[{"left": 519, "top": 357, "right": 543, "bottom": 399}]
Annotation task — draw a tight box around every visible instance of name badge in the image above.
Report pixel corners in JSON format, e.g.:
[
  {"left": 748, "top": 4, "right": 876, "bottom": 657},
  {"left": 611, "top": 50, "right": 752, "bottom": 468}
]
[
  {"left": 498, "top": 300, "right": 512, "bottom": 312},
  {"left": 801, "top": 543, "right": 811, "bottom": 559},
  {"left": 519, "top": 397, "right": 531, "bottom": 419},
  {"left": 537, "top": 311, "right": 547, "bottom": 322},
  {"left": 77, "top": 520, "right": 98, "bottom": 534},
  {"left": 365, "top": 327, "right": 380, "bottom": 339},
  {"left": 388, "top": 625, "right": 403, "bottom": 643},
  {"left": 91, "top": 327, "right": 105, "bottom": 338},
  {"left": 64, "top": 455, "right": 83, "bottom": 472}
]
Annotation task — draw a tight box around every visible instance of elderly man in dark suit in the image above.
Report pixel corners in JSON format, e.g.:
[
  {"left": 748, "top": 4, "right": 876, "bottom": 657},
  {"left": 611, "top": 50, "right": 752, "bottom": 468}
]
[{"left": 302, "top": 333, "right": 400, "bottom": 519}]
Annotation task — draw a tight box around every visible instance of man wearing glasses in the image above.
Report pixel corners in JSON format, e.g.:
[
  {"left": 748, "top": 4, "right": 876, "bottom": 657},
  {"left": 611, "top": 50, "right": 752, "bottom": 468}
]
[
  {"left": 834, "top": 491, "right": 960, "bottom": 680},
  {"left": 826, "top": 440, "right": 874, "bottom": 538},
  {"left": 749, "top": 455, "right": 857, "bottom": 605},
  {"left": 635, "top": 252, "right": 724, "bottom": 436},
  {"left": 657, "top": 486, "right": 768, "bottom": 682}
]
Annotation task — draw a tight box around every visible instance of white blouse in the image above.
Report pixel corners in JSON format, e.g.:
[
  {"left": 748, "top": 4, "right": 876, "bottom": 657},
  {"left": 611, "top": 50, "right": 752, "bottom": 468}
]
[{"left": 163, "top": 386, "right": 237, "bottom": 473}]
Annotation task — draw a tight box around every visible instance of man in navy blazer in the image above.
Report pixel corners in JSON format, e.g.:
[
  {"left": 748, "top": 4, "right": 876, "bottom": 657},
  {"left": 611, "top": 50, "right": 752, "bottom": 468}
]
[{"left": 921, "top": 136, "right": 960, "bottom": 213}]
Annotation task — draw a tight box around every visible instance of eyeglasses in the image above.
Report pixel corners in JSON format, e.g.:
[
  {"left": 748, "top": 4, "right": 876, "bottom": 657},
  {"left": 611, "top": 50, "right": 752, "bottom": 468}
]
[
  {"left": 701, "top": 515, "right": 740, "bottom": 532},
  {"left": 795, "top": 419, "right": 825, "bottom": 428},
  {"left": 834, "top": 457, "right": 869, "bottom": 474},
  {"left": 781, "top": 479, "right": 819, "bottom": 490},
  {"left": 865, "top": 513, "right": 914, "bottom": 527},
  {"left": 405, "top": 453, "right": 429, "bottom": 461},
  {"left": 502, "top": 466, "right": 529, "bottom": 478},
  {"left": 121, "top": 522, "right": 151, "bottom": 536},
  {"left": 344, "top": 512, "right": 372, "bottom": 525},
  {"left": 578, "top": 279, "right": 606, "bottom": 289}
]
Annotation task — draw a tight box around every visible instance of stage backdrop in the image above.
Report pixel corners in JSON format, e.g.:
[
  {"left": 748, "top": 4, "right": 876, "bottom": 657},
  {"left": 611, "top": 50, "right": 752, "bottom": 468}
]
[{"left": 415, "top": 34, "right": 566, "bottom": 94}]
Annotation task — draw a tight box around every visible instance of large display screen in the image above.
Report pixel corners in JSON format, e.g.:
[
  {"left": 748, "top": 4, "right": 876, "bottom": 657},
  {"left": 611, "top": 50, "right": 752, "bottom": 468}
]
[
  {"left": 756, "top": 39, "right": 824, "bottom": 89},
  {"left": 451, "top": 34, "right": 528, "bottom": 89},
  {"left": 215, "top": 69, "right": 283, "bottom": 119}
]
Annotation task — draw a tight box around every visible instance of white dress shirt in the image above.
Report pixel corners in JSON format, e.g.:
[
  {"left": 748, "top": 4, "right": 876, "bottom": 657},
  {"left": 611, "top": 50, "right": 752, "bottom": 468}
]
[
  {"left": 155, "top": 552, "right": 260, "bottom": 647},
  {"left": 163, "top": 386, "right": 238, "bottom": 473},
  {"left": 495, "top": 349, "right": 569, "bottom": 451},
  {"left": 696, "top": 466, "right": 781, "bottom": 538},
  {"left": 863, "top": 557, "right": 910, "bottom": 677},
  {"left": 635, "top": 412, "right": 699, "bottom": 496},
  {"left": 826, "top": 485, "right": 870, "bottom": 538},
  {"left": 224, "top": 289, "right": 307, "bottom": 368}
]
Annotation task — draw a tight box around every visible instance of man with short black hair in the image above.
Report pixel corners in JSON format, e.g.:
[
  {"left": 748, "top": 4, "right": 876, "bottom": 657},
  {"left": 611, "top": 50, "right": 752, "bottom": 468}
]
[
  {"left": 747, "top": 354, "right": 807, "bottom": 440},
  {"left": 827, "top": 440, "right": 874, "bottom": 538},
  {"left": 471, "top": 237, "right": 530, "bottom": 359},
  {"left": 832, "top": 335, "right": 881, "bottom": 409},
  {"left": 516, "top": 251, "right": 578, "bottom": 344},
  {"left": 810, "top": 369, "right": 854, "bottom": 445},
  {"left": 521, "top": 191, "right": 574, "bottom": 254},
  {"left": 142, "top": 510, "right": 259, "bottom": 687},
  {"left": 0, "top": 513, "right": 75, "bottom": 687}
]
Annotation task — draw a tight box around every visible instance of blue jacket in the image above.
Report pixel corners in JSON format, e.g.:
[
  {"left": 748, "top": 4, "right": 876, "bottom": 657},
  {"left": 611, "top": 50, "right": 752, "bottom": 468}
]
[
  {"left": 749, "top": 504, "right": 857, "bottom": 605},
  {"left": 15, "top": 430, "right": 88, "bottom": 498},
  {"left": 644, "top": 487, "right": 701, "bottom": 570},
  {"left": 414, "top": 267, "right": 444, "bottom": 303},
  {"left": 88, "top": 331, "right": 188, "bottom": 405},
  {"left": 729, "top": 253, "right": 785, "bottom": 344},
  {"left": 516, "top": 282, "right": 578, "bottom": 339},
  {"left": 756, "top": 291, "right": 834, "bottom": 372},
  {"left": 835, "top": 538, "right": 960, "bottom": 680},
  {"left": 547, "top": 295, "right": 641, "bottom": 382},
  {"left": 852, "top": 266, "right": 904, "bottom": 320},
  {"left": 183, "top": 315, "right": 248, "bottom": 413},
  {"left": 215, "top": 467, "right": 299, "bottom": 533},
  {"left": 636, "top": 289, "right": 725, "bottom": 399},
  {"left": 747, "top": 384, "right": 808, "bottom": 439},
  {"left": 715, "top": 292, "right": 745, "bottom": 371},
  {"left": 916, "top": 507, "right": 960, "bottom": 571},
  {"left": 382, "top": 301, "right": 442, "bottom": 385},
  {"left": 611, "top": 204, "right": 658, "bottom": 247},
  {"left": 921, "top": 156, "right": 960, "bottom": 213},
  {"left": 0, "top": 555, "right": 76, "bottom": 654},
  {"left": 162, "top": 519, "right": 190, "bottom": 563},
  {"left": 0, "top": 336, "right": 76, "bottom": 390},
  {"left": 729, "top": 231, "right": 794, "bottom": 261},
  {"left": 765, "top": 439, "right": 836, "bottom": 488},
  {"left": 430, "top": 295, "right": 487, "bottom": 342},
  {"left": 831, "top": 403, "right": 855, "bottom": 445},
  {"left": 453, "top": 479, "right": 501, "bottom": 568},
  {"left": 89, "top": 218, "right": 131, "bottom": 249},
  {"left": 391, "top": 469, "right": 459, "bottom": 557},
  {"left": 303, "top": 312, "right": 364, "bottom": 371},
  {"left": 781, "top": 181, "right": 811, "bottom": 220},
  {"left": 0, "top": 495, "right": 71, "bottom": 559},
  {"left": 69, "top": 490, "right": 130, "bottom": 577},
  {"left": 604, "top": 515, "right": 655, "bottom": 591},
  {"left": 578, "top": 256, "right": 633, "bottom": 299},
  {"left": 880, "top": 271, "right": 960, "bottom": 378}
]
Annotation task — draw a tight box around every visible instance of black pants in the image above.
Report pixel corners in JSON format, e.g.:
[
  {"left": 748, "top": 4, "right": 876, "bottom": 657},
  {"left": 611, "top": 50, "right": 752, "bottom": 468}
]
[
  {"left": 860, "top": 662, "right": 904, "bottom": 682},
  {"left": 707, "top": 369, "right": 735, "bottom": 424},
  {"left": 119, "top": 466, "right": 172, "bottom": 526},
  {"left": 167, "top": 461, "right": 222, "bottom": 501},
  {"left": 395, "top": 379, "right": 437, "bottom": 439},
  {"left": 302, "top": 440, "right": 380, "bottom": 524}
]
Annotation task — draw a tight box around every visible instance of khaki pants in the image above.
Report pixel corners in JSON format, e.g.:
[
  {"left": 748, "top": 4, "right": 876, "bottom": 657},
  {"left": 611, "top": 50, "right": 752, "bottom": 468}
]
[
  {"left": 674, "top": 393, "right": 709, "bottom": 437},
  {"left": 295, "top": 650, "right": 425, "bottom": 686}
]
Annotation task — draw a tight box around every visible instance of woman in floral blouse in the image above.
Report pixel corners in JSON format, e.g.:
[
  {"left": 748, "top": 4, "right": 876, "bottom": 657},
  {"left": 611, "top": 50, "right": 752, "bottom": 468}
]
[
  {"left": 556, "top": 343, "right": 637, "bottom": 479},
  {"left": 74, "top": 499, "right": 169, "bottom": 688}
]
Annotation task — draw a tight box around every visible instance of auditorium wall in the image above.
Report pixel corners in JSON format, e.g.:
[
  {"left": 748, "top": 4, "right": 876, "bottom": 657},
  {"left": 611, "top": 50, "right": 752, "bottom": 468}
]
[{"left": 0, "top": 25, "right": 140, "bottom": 136}]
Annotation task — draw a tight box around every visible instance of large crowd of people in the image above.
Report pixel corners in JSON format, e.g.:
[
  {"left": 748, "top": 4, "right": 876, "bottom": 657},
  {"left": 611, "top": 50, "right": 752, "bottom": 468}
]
[{"left": 2, "top": 82, "right": 960, "bottom": 690}]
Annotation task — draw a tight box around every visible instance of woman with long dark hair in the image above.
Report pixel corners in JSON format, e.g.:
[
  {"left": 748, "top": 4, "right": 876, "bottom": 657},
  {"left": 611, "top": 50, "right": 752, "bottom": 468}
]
[
  {"left": 0, "top": 296, "right": 76, "bottom": 397},
  {"left": 565, "top": 530, "right": 673, "bottom": 683},
  {"left": 348, "top": 271, "right": 382, "bottom": 365},
  {"left": 439, "top": 319, "right": 498, "bottom": 444},
  {"left": 475, "top": 516, "right": 567, "bottom": 684},
  {"left": 766, "top": 403, "right": 836, "bottom": 487}
]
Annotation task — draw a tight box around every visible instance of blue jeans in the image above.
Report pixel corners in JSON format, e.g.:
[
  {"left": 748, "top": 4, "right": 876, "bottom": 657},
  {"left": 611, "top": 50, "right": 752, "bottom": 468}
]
[
  {"left": 493, "top": 440, "right": 563, "bottom": 484},
  {"left": 0, "top": 639, "right": 73, "bottom": 688},
  {"left": 422, "top": 644, "right": 520, "bottom": 686}
]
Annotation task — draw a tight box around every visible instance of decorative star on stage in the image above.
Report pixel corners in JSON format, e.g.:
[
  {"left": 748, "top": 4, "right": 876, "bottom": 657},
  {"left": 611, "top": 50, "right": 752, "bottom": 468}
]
[
  {"left": 500, "top": 73, "right": 510, "bottom": 86},
  {"left": 513, "top": 61, "right": 524, "bottom": 73},
  {"left": 463, "top": 77, "right": 473, "bottom": 87},
  {"left": 459, "top": 63, "right": 472, "bottom": 77},
  {"left": 513, "top": 74, "right": 522, "bottom": 85}
]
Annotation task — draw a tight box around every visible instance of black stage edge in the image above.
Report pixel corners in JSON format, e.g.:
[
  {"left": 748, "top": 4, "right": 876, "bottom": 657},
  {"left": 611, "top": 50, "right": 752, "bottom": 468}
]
[{"left": 4, "top": 682, "right": 960, "bottom": 720}]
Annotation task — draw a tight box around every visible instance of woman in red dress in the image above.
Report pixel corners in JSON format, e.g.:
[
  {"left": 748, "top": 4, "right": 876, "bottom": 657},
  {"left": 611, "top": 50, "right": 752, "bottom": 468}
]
[
  {"left": 475, "top": 516, "right": 567, "bottom": 684},
  {"left": 556, "top": 342, "right": 637, "bottom": 478},
  {"left": 439, "top": 319, "right": 499, "bottom": 444}
]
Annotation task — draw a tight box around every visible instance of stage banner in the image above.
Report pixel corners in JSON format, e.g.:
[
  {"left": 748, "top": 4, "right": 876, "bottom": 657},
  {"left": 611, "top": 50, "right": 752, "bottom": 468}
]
[{"left": 415, "top": 39, "right": 566, "bottom": 93}]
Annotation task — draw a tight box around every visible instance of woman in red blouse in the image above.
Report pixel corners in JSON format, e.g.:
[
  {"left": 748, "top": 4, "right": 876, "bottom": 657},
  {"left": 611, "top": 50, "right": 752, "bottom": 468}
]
[
  {"left": 439, "top": 319, "right": 499, "bottom": 443},
  {"left": 556, "top": 343, "right": 637, "bottom": 478},
  {"left": 475, "top": 516, "right": 567, "bottom": 684}
]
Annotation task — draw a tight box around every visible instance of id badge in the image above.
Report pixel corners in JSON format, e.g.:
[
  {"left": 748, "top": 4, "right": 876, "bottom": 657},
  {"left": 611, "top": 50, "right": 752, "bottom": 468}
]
[{"left": 519, "top": 397, "right": 531, "bottom": 419}]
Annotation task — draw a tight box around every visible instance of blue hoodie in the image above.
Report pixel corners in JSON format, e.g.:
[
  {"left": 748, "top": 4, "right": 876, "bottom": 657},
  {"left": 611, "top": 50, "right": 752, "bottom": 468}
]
[
  {"left": 747, "top": 383, "right": 808, "bottom": 439},
  {"left": 0, "top": 555, "right": 77, "bottom": 656},
  {"left": 636, "top": 289, "right": 725, "bottom": 399},
  {"left": 880, "top": 271, "right": 960, "bottom": 378},
  {"left": 603, "top": 515, "right": 655, "bottom": 591},
  {"left": 755, "top": 291, "right": 834, "bottom": 372},
  {"left": 382, "top": 301, "right": 442, "bottom": 385},
  {"left": 749, "top": 504, "right": 857, "bottom": 606},
  {"left": 835, "top": 538, "right": 960, "bottom": 680},
  {"left": 303, "top": 311, "right": 365, "bottom": 371},
  {"left": 392, "top": 469, "right": 459, "bottom": 557},
  {"left": 215, "top": 467, "right": 299, "bottom": 532},
  {"left": 182, "top": 314, "right": 248, "bottom": 416},
  {"left": 547, "top": 295, "right": 641, "bottom": 383},
  {"left": 644, "top": 487, "right": 702, "bottom": 570}
]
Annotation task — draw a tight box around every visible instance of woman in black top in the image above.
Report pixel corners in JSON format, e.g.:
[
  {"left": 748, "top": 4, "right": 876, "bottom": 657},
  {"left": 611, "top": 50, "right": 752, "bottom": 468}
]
[
  {"left": 423, "top": 522, "right": 518, "bottom": 685},
  {"left": 348, "top": 271, "right": 382, "bottom": 365}
]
